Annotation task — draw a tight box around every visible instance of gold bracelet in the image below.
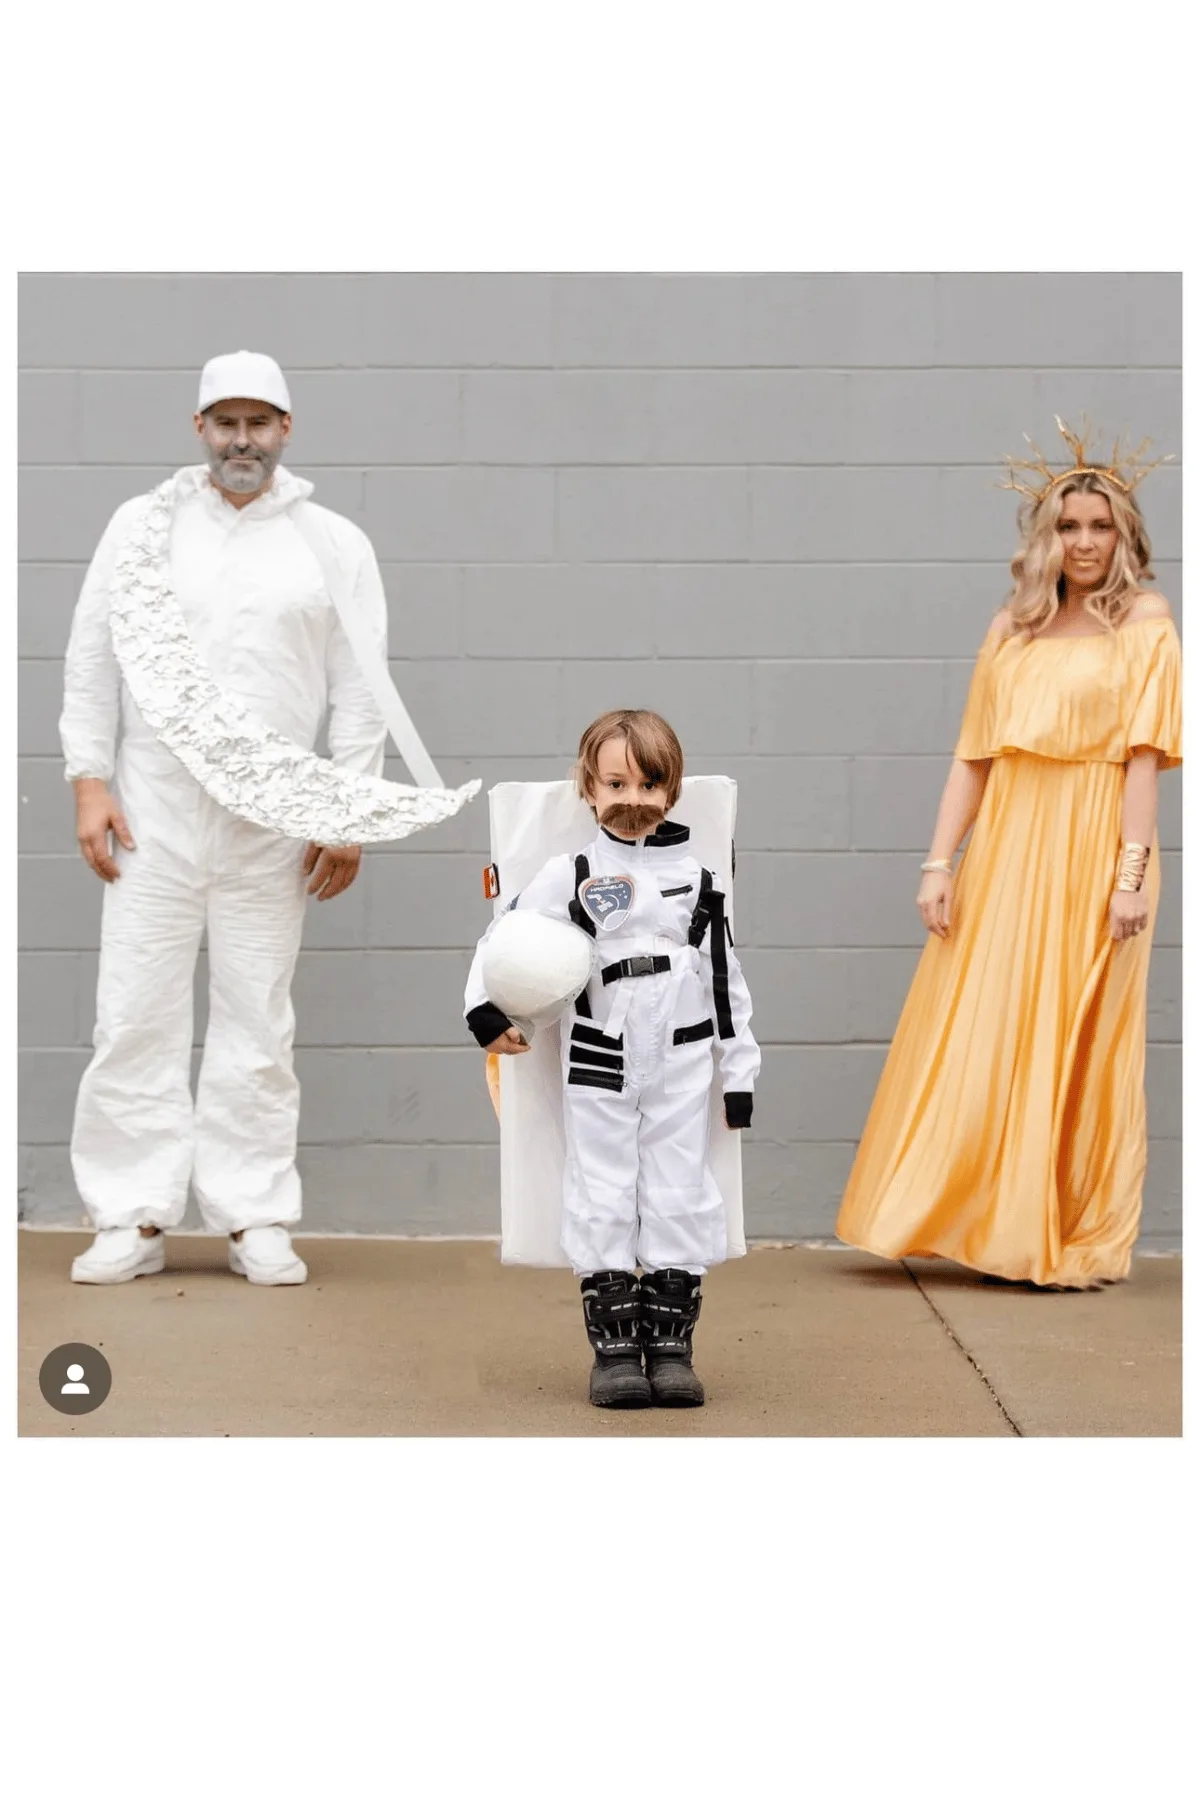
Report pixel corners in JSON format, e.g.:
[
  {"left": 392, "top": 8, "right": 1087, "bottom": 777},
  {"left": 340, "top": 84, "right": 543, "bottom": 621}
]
[
  {"left": 920, "top": 859, "right": 954, "bottom": 874},
  {"left": 1114, "top": 842, "right": 1150, "bottom": 893}
]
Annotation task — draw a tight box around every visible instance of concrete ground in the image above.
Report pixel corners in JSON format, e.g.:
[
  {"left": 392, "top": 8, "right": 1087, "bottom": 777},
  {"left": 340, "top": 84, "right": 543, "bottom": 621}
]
[{"left": 17, "top": 1231, "right": 1182, "bottom": 1438}]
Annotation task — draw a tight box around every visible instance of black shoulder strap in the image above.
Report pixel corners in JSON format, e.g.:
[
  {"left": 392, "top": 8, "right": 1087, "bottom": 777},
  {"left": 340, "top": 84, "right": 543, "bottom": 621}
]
[
  {"left": 700, "top": 876, "right": 736, "bottom": 1040},
  {"left": 568, "top": 853, "right": 596, "bottom": 938},
  {"left": 686, "top": 869, "right": 734, "bottom": 1037},
  {"left": 687, "top": 868, "right": 714, "bottom": 947},
  {"left": 568, "top": 853, "right": 596, "bottom": 1015}
]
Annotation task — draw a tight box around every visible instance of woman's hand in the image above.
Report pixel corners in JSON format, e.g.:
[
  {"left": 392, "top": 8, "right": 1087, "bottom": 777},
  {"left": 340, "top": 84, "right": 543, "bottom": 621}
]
[
  {"left": 486, "top": 1027, "right": 529, "bottom": 1055},
  {"left": 1110, "top": 889, "right": 1150, "bottom": 943},
  {"left": 916, "top": 869, "right": 953, "bottom": 939}
]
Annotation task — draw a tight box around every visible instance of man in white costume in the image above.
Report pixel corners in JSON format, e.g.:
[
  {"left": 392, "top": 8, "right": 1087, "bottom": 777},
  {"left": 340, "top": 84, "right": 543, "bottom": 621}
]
[
  {"left": 465, "top": 710, "right": 760, "bottom": 1407},
  {"left": 61, "top": 351, "right": 396, "bottom": 1286}
]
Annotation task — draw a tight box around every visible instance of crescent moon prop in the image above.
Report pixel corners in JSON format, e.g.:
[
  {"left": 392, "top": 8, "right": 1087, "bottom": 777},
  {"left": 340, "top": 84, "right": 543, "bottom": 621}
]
[{"left": 107, "top": 473, "right": 479, "bottom": 847}]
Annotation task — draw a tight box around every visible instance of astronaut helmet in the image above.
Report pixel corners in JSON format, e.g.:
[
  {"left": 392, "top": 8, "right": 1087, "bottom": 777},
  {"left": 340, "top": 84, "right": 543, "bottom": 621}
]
[{"left": 481, "top": 908, "right": 595, "bottom": 1041}]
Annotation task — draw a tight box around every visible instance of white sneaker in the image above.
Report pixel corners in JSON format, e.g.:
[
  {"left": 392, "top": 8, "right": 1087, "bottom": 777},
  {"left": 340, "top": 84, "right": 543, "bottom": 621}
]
[
  {"left": 228, "top": 1226, "right": 307, "bottom": 1286},
  {"left": 70, "top": 1227, "right": 166, "bottom": 1285}
]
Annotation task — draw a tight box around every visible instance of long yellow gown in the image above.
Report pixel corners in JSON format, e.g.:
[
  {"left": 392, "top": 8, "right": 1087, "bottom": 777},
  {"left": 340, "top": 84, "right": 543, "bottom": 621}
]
[{"left": 836, "top": 612, "right": 1182, "bottom": 1288}]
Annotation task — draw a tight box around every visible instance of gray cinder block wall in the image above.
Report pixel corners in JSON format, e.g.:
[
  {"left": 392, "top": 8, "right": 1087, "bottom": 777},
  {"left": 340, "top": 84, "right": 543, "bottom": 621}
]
[{"left": 17, "top": 273, "right": 1182, "bottom": 1242}]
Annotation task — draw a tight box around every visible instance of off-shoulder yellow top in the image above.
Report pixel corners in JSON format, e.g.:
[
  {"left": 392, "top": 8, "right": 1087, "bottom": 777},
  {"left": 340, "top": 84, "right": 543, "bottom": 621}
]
[{"left": 954, "top": 612, "right": 1182, "bottom": 770}]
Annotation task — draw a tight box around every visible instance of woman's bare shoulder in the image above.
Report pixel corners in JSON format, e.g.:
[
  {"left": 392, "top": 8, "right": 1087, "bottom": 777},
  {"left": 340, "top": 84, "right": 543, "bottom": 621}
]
[{"left": 1127, "top": 591, "right": 1172, "bottom": 621}]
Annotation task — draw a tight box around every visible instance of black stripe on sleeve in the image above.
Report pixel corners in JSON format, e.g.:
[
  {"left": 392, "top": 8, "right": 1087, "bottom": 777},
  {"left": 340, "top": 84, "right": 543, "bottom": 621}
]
[{"left": 708, "top": 888, "right": 735, "bottom": 1040}]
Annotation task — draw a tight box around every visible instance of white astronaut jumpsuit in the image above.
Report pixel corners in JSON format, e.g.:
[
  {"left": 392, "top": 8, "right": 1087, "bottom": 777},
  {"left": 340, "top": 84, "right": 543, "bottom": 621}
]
[
  {"left": 465, "top": 820, "right": 761, "bottom": 1276},
  {"left": 59, "top": 465, "right": 388, "bottom": 1234}
]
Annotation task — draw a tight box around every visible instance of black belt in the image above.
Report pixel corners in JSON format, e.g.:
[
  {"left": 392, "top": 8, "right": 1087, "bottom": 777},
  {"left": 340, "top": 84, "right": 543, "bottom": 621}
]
[{"left": 601, "top": 955, "right": 671, "bottom": 985}]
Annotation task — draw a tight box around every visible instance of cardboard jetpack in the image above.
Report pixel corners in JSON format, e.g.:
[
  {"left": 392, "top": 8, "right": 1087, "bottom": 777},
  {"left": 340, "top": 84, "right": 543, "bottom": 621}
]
[{"left": 486, "top": 775, "right": 746, "bottom": 1267}]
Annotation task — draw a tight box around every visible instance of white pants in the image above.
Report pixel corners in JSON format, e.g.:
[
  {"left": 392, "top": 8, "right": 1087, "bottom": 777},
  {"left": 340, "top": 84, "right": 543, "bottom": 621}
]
[
  {"left": 71, "top": 830, "right": 308, "bottom": 1233},
  {"left": 559, "top": 1022, "right": 727, "bottom": 1277}
]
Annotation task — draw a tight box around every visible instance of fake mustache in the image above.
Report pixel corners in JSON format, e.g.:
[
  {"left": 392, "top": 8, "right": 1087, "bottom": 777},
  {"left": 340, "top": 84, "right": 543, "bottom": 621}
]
[{"left": 603, "top": 802, "right": 665, "bottom": 835}]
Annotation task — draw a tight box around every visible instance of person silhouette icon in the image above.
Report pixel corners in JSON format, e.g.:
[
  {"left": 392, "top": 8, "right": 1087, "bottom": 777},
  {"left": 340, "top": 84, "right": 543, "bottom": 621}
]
[{"left": 40, "top": 1343, "right": 111, "bottom": 1414}]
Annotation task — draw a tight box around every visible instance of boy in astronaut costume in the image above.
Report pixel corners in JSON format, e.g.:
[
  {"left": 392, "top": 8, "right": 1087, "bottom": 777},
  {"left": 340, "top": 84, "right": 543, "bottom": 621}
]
[{"left": 464, "top": 710, "right": 760, "bottom": 1408}]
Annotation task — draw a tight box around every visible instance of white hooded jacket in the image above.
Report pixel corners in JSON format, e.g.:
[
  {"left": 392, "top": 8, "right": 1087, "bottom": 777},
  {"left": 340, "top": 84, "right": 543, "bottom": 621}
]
[{"left": 59, "top": 464, "right": 388, "bottom": 847}]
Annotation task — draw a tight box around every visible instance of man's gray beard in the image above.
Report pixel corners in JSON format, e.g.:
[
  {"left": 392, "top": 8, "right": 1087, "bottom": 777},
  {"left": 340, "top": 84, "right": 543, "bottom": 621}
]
[{"left": 208, "top": 448, "right": 279, "bottom": 494}]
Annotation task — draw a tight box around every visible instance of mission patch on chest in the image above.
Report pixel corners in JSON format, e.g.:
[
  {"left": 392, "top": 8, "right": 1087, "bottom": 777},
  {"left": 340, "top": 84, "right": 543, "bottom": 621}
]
[{"left": 577, "top": 873, "right": 636, "bottom": 932}]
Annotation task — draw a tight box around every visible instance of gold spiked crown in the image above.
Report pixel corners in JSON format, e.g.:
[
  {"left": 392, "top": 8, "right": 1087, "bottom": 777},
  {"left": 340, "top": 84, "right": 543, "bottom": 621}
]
[{"left": 1002, "top": 416, "right": 1172, "bottom": 507}]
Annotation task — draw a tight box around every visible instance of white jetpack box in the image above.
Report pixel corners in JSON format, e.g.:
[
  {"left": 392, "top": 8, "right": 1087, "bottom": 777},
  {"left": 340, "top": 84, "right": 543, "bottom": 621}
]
[{"left": 485, "top": 776, "right": 746, "bottom": 1267}]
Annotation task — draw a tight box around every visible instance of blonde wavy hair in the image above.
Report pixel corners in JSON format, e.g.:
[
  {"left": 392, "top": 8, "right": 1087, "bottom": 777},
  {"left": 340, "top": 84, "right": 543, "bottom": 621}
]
[{"left": 1005, "top": 471, "right": 1155, "bottom": 637}]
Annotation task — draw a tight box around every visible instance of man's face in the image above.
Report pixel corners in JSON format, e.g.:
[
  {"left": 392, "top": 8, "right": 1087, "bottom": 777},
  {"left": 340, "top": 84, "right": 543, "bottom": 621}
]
[
  {"left": 195, "top": 398, "right": 291, "bottom": 497},
  {"left": 587, "top": 737, "right": 668, "bottom": 840}
]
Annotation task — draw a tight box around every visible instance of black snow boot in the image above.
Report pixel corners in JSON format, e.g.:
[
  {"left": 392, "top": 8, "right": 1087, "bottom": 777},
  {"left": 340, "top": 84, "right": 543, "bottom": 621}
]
[
  {"left": 640, "top": 1268, "right": 705, "bottom": 1407},
  {"left": 580, "top": 1270, "right": 652, "bottom": 1408}
]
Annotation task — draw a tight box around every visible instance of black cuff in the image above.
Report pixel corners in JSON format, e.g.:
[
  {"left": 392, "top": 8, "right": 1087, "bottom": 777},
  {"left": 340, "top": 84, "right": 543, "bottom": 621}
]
[
  {"left": 724, "top": 1091, "right": 753, "bottom": 1129},
  {"left": 467, "top": 1001, "right": 513, "bottom": 1048}
]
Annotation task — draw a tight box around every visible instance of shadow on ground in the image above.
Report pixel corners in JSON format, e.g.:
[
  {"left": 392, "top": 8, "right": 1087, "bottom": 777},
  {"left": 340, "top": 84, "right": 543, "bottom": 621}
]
[{"left": 17, "top": 1234, "right": 1181, "bottom": 1439}]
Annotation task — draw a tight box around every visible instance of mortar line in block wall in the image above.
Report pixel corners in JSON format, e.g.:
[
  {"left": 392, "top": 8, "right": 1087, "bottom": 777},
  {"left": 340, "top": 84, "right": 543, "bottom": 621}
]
[
  {"left": 17, "top": 656, "right": 996, "bottom": 670},
  {"left": 21, "top": 557, "right": 1183, "bottom": 567},
  {"left": 15, "top": 458, "right": 1188, "bottom": 472},
  {"left": 15, "top": 846, "right": 1187, "bottom": 859},
  {"left": 14, "top": 1044, "right": 885, "bottom": 1055},
  {"left": 17, "top": 363, "right": 1184, "bottom": 375}
]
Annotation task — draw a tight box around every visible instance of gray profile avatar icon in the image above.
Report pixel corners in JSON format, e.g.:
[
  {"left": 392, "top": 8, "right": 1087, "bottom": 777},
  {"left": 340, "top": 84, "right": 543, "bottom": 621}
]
[{"left": 39, "top": 1343, "right": 112, "bottom": 1417}]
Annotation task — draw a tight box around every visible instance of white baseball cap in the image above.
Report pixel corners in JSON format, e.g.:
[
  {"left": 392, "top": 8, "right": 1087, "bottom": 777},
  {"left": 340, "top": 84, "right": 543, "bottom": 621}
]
[{"left": 197, "top": 350, "right": 292, "bottom": 415}]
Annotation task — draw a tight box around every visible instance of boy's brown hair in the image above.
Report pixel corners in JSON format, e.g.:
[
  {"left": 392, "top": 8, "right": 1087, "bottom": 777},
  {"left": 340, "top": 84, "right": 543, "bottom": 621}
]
[{"left": 575, "top": 709, "right": 685, "bottom": 811}]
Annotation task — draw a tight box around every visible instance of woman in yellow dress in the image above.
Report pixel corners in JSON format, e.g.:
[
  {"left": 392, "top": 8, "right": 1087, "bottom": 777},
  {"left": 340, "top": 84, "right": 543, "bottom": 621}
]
[{"left": 836, "top": 422, "right": 1181, "bottom": 1290}]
